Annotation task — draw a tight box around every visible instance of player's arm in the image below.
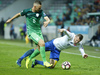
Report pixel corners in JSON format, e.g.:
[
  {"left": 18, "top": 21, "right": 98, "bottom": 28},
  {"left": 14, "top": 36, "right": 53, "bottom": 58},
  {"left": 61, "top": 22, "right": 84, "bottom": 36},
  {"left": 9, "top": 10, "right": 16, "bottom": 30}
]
[
  {"left": 42, "top": 11, "right": 50, "bottom": 27},
  {"left": 79, "top": 44, "right": 88, "bottom": 58},
  {"left": 43, "top": 16, "right": 50, "bottom": 27},
  {"left": 58, "top": 29, "right": 71, "bottom": 37},
  {"left": 6, "top": 13, "right": 21, "bottom": 24}
]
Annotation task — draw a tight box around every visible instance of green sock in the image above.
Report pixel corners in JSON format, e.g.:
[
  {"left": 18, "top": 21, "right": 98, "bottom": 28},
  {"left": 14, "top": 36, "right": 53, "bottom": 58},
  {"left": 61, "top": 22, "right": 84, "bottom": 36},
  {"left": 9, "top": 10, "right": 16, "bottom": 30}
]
[
  {"left": 29, "top": 49, "right": 40, "bottom": 60},
  {"left": 40, "top": 46, "right": 46, "bottom": 62}
]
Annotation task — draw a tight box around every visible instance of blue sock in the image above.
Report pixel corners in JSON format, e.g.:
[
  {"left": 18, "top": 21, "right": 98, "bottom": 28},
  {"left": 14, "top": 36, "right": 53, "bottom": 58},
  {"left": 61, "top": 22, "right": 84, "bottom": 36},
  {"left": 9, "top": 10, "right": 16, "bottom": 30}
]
[
  {"left": 35, "top": 60, "right": 44, "bottom": 66},
  {"left": 20, "top": 49, "right": 34, "bottom": 60},
  {"left": 35, "top": 60, "right": 51, "bottom": 68}
]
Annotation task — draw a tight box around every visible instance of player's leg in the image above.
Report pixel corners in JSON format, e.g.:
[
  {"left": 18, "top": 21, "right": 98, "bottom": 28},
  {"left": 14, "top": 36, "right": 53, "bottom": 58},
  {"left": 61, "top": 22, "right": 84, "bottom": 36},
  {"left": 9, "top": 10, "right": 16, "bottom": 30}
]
[
  {"left": 28, "top": 40, "right": 52, "bottom": 68},
  {"left": 50, "top": 59, "right": 58, "bottom": 68},
  {"left": 48, "top": 41, "right": 60, "bottom": 68},
  {"left": 38, "top": 39, "right": 53, "bottom": 67},
  {"left": 26, "top": 33, "right": 40, "bottom": 68},
  {"left": 29, "top": 45, "right": 40, "bottom": 59},
  {"left": 16, "top": 49, "right": 34, "bottom": 67},
  {"left": 31, "top": 39, "right": 58, "bottom": 68},
  {"left": 31, "top": 59, "right": 43, "bottom": 68},
  {"left": 26, "top": 47, "right": 40, "bottom": 68},
  {"left": 26, "top": 32, "right": 52, "bottom": 68},
  {"left": 31, "top": 59, "right": 57, "bottom": 69},
  {"left": 31, "top": 40, "right": 53, "bottom": 68}
]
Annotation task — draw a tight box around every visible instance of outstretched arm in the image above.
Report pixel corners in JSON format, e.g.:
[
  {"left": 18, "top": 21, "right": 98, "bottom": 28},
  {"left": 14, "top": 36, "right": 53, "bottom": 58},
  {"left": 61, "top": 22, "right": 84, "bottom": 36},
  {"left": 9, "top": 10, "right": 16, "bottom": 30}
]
[
  {"left": 6, "top": 13, "right": 21, "bottom": 24},
  {"left": 79, "top": 44, "right": 88, "bottom": 58},
  {"left": 58, "top": 29, "right": 72, "bottom": 38},
  {"left": 58, "top": 29, "right": 65, "bottom": 32},
  {"left": 43, "top": 16, "right": 50, "bottom": 27}
]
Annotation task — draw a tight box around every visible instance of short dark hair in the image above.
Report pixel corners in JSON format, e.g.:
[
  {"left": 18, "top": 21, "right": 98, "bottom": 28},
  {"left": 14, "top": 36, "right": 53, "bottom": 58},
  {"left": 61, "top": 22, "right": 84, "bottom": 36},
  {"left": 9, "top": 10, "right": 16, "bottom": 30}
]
[
  {"left": 77, "top": 34, "right": 83, "bottom": 41},
  {"left": 34, "top": 0, "right": 42, "bottom": 5}
]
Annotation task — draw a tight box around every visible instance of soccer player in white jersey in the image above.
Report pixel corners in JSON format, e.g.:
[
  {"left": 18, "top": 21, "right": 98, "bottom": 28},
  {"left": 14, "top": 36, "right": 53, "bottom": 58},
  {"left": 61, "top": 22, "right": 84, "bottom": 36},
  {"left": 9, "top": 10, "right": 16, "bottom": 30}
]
[{"left": 17, "top": 29, "right": 88, "bottom": 68}]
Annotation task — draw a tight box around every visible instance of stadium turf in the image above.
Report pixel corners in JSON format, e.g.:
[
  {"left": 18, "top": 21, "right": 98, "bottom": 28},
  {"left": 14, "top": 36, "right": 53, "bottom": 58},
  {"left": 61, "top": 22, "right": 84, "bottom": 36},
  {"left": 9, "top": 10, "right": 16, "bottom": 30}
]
[{"left": 0, "top": 39, "right": 100, "bottom": 75}]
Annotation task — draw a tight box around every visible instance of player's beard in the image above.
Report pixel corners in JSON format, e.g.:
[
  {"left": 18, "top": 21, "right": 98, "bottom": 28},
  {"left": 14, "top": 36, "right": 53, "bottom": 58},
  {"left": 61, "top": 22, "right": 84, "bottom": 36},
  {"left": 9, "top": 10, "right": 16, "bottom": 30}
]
[{"left": 35, "top": 10, "right": 39, "bottom": 12}]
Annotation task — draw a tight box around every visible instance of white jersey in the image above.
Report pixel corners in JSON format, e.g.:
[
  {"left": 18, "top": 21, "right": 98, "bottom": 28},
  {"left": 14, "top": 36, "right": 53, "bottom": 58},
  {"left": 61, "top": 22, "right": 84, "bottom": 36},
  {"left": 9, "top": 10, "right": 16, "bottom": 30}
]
[{"left": 53, "top": 29, "right": 85, "bottom": 57}]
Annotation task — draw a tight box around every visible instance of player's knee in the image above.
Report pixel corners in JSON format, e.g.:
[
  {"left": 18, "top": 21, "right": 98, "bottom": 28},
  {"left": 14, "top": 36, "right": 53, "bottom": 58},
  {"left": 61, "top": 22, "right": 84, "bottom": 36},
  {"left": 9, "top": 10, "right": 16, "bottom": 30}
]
[
  {"left": 40, "top": 42, "right": 45, "bottom": 46},
  {"left": 39, "top": 40, "right": 45, "bottom": 46},
  {"left": 41, "top": 42, "right": 45, "bottom": 46}
]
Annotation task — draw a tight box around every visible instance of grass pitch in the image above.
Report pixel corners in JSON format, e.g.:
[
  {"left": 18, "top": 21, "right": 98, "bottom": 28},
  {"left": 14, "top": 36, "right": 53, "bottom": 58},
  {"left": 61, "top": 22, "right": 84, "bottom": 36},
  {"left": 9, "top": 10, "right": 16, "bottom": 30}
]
[{"left": 0, "top": 39, "right": 100, "bottom": 75}]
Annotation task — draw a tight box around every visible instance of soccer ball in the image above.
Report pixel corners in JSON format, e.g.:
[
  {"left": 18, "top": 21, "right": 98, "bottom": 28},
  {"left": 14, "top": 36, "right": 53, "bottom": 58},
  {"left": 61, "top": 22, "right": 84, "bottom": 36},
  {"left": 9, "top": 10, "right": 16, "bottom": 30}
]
[{"left": 61, "top": 61, "right": 71, "bottom": 70}]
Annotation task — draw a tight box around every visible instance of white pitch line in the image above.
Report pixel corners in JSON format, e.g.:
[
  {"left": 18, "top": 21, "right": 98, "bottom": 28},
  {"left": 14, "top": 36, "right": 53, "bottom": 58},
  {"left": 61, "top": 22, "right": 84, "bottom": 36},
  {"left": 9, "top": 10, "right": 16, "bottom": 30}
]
[
  {"left": 62, "top": 51, "right": 100, "bottom": 59},
  {"left": 1, "top": 41, "right": 100, "bottom": 58}
]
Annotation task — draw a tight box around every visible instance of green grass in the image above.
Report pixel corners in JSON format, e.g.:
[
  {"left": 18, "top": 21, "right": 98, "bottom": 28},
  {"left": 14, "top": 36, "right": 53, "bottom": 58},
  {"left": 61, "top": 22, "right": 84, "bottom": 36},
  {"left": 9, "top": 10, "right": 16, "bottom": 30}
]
[{"left": 0, "top": 39, "right": 100, "bottom": 75}]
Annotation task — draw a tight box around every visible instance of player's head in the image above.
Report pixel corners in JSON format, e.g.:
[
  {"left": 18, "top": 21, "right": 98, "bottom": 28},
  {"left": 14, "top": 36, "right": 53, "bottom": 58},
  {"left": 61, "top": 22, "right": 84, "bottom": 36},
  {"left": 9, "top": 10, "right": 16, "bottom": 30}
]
[
  {"left": 32, "top": 0, "right": 42, "bottom": 12},
  {"left": 74, "top": 34, "right": 83, "bottom": 44}
]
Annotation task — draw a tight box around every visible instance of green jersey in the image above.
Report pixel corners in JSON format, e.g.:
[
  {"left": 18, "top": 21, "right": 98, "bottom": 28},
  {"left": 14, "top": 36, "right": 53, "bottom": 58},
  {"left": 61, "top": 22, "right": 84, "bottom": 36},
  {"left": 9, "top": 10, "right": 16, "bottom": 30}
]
[{"left": 20, "top": 8, "right": 46, "bottom": 35}]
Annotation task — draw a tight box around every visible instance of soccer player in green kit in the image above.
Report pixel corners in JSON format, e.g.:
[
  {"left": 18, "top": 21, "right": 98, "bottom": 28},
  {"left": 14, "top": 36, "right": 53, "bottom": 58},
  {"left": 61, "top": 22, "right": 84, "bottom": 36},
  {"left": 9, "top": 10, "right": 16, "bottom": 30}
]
[{"left": 6, "top": 0, "right": 52, "bottom": 68}]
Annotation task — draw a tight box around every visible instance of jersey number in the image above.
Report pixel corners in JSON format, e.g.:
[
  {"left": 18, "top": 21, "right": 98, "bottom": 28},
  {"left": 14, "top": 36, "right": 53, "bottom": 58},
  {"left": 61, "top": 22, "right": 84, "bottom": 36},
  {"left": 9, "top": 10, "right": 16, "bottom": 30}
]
[{"left": 33, "top": 19, "right": 36, "bottom": 23}]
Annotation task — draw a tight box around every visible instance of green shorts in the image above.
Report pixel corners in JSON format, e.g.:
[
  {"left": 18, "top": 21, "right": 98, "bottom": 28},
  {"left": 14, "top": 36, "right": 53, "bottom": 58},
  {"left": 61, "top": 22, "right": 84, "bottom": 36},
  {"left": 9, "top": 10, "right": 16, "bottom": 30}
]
[{"left": 29, "top": 32, "right": 44, "bottom": 45}]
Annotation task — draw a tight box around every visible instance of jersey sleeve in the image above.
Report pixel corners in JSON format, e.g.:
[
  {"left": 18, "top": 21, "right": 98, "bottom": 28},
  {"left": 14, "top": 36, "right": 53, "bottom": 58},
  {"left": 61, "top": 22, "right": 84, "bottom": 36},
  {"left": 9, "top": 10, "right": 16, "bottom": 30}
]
[
  {"left": 42, "top": 11, "right": 47, "bottom": 18},
  {"left": 79, "top": 42, "right": 85, "bottom": 57},
  {"left": 63, "top": 29, "right": 74, "bottom": 38},
  {"left": 20, "top": 9, "right": 27, "bottom": 16}
]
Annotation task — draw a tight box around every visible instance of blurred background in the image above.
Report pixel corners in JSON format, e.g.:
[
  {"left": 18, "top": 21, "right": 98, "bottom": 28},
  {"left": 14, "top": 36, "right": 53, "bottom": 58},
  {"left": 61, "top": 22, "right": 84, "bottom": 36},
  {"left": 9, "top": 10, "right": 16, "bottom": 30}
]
[{"left": 0, "top": 0, "right": 100, "bottom": 47}]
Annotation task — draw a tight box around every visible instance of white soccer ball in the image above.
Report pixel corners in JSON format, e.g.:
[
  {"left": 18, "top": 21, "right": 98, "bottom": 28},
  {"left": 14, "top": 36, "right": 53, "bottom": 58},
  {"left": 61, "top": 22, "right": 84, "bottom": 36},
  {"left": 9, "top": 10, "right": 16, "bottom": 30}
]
[{"left": 61, "top": 61, "right": 71, "bottom": 70}]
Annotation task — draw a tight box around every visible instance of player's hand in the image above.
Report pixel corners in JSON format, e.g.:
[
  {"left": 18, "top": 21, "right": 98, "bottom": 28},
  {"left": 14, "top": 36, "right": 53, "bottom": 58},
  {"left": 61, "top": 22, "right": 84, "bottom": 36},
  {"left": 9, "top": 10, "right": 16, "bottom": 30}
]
[
  {"left": 6, "top": 19, "right": 12, "bottom": 24},
  {"left": 43, "top": 21, "right": 49, "bottom": 27},
  {"left": 58, "top": 29, "right": 64, "bottom": 33},
  {"left": 83, "top": 54, "right": 88, "bottom": 58}
]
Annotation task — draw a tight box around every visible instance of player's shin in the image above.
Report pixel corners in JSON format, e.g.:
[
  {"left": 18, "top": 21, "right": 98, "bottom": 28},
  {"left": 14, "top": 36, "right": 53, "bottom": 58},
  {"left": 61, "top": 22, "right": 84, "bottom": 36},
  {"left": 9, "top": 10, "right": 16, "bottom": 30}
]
[
  {"left": 26, "top": 49, "right": 40, "bottom": 68},
  {"left": 31, "top": 59, "right": 44, "bottom": 68},
  {"left": 20, "top": 49, "right": 34, "bottom": 60},
  {"left": 29, "top": 49, "right": 40, "bottom": 60},
  {"left": 16, "top": 49, "right": 34, "bottom": 67},
  {"left": 40, "top": 46, "right": 53, "bottom": 67},
  {"left": 40, "top": 46, "right": 46, "bottom": 62},
  {"left": 32, "top": 60, "right": 51, "bottom": 69},
  {"left": 34, "top": 60, "right": 44, "bottom": 66}
]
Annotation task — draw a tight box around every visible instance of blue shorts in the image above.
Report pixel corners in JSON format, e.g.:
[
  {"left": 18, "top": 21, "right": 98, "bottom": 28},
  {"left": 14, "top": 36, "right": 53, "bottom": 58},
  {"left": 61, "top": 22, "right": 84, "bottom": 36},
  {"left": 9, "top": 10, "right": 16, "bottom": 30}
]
[{"left": 45, "top": 39, "right": 61, "bottom": 61}]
